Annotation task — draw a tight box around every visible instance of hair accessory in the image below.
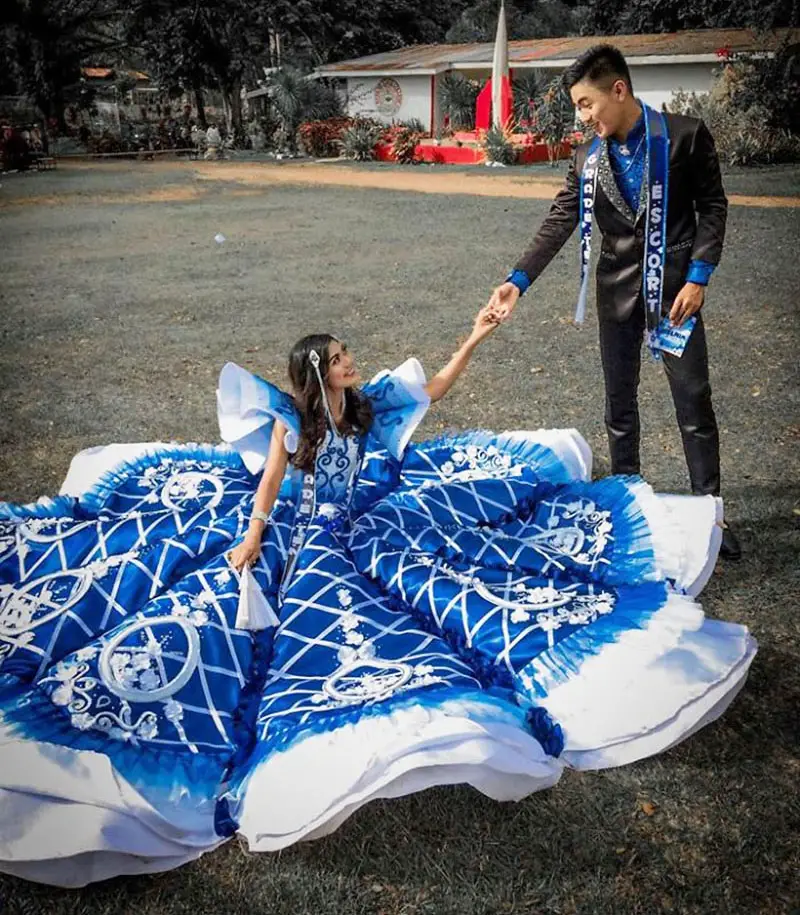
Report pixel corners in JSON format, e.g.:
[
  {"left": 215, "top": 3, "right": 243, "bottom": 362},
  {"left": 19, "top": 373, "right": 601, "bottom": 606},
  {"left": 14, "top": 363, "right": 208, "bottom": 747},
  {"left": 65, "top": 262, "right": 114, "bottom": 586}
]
[{"left": 308, "top": 348, "right": 337, "bottom": 433}]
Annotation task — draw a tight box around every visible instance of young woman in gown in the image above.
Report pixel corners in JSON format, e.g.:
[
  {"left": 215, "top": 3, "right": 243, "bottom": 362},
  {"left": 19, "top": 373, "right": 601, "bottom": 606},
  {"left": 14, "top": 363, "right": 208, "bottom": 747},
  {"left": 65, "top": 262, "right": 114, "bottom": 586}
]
[{"left": 0, "top": 308, "right": 755, "bottom": 886}]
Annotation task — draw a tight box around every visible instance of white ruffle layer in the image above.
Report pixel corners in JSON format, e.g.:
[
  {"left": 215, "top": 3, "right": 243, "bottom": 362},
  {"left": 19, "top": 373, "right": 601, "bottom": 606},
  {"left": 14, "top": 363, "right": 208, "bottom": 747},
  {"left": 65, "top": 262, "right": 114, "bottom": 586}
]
[
  {"left": 232, "top": 701, "right": 563, "bottom": 852},
  {"left": 534, "top": 593, "right": 756, "bottom": 767},
  {"left": 0, "top": 733, "right": 225, "bottom": 886}
]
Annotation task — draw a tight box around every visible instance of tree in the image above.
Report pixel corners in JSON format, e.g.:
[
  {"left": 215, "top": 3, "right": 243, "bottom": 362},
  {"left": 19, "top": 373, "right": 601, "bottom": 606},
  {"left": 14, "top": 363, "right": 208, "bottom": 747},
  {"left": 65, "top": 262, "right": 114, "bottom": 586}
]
[
  {"left": 445, "top": 0, "right": 581, "bottom": 43},
  {"left": 2, "top": 0, "right": 124, "bottom": 128},
  {"left": 126, "top": 0, "right": 274, "bottom": 138},
  {"left": 267, "top": 0, "right": 472, "bottom": 69},
  {"left": 581, "top": 0, "right": 799, "bottom": 34}
]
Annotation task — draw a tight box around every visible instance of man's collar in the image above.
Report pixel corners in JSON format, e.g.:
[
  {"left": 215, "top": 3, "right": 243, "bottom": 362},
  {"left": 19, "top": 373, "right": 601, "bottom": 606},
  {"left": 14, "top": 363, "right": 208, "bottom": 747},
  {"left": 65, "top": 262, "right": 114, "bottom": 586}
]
[{"left": 610, "top": 103, "right": 645, "bottom": 151}]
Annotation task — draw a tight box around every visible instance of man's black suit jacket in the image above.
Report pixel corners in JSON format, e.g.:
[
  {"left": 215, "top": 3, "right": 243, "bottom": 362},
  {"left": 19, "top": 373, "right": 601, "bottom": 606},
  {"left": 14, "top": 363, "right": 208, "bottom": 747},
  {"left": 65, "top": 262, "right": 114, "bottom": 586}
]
[{"left": 514, "top": 113, "right": 728, "bottom": 323}]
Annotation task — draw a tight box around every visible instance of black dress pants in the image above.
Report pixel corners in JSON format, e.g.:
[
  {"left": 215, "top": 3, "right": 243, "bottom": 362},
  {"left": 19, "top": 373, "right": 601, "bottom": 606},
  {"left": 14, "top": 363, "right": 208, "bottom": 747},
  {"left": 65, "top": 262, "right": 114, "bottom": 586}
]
[{"left": 598, "top": 305, "right": 721, "bottom": 496}]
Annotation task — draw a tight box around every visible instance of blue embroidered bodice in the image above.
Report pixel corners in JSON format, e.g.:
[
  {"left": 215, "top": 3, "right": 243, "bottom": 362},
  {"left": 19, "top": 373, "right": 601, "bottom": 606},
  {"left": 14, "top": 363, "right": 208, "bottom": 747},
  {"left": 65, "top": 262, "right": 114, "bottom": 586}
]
[{"left": 313, "top": 429, "right": 362, "bottom": 507}]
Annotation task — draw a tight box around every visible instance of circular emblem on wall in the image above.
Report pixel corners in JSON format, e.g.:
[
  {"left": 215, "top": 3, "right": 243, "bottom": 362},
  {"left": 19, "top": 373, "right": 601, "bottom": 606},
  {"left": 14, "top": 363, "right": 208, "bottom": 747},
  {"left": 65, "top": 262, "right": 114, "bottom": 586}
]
[{"left": 374, "top": 77, "right": 403, "bottom": 116}]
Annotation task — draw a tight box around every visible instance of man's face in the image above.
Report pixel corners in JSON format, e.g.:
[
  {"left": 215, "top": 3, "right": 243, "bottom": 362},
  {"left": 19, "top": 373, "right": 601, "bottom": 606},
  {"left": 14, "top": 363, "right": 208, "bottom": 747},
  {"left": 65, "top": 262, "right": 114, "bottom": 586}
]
[{"left": 569, "top": 78, "right": 629, "bottom": 138}]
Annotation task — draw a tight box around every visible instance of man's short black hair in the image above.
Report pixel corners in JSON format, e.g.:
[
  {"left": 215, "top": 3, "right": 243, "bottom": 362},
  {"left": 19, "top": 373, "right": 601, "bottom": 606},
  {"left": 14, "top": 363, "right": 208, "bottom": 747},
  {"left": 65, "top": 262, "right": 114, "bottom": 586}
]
[{"left": 562, "top": 45, "right": 633, "bottom": 94}]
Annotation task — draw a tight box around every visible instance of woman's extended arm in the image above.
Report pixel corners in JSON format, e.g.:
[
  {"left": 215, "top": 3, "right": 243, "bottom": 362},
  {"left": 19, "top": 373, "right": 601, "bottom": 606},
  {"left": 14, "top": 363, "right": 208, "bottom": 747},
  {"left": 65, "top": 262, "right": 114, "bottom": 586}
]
[
  {"left": 229, "top": 420, "right": 290, "bottom": 570},
  {"left": 424, "top": 306, "right": 499, "bottom": 403}
]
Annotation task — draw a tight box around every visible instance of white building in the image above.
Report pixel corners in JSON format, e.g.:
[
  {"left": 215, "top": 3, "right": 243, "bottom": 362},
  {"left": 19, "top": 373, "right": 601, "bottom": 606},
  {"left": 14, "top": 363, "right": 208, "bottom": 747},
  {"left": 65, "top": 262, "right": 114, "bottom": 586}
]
[{"left": 312, "top": 27, "right": 799, "bottom": 133}]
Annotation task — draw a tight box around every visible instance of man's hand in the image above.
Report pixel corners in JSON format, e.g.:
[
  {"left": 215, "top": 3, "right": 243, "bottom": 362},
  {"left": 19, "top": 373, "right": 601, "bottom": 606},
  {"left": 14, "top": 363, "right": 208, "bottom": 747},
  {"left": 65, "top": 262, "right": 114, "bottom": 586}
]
[
  {"left": 487, "top": 282, "right": 521, "bottom": 323},
  {"left": 669, "top": 282, "right": 705, "bottom": 327}
]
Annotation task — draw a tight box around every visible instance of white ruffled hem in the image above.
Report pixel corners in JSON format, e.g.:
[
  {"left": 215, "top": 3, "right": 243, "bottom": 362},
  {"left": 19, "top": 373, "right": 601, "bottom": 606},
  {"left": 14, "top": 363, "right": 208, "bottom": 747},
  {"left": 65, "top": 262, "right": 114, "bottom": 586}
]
[
  {"left": 535, "top": 592, "right": 756, "bottom": 765},
  {"left": 59, "top": 442, "right": 166, "bottom": 497},
  {"left": 0, "top": 732, "right": 220, "bottom": 848},
  {"left": 656, "top": 493, "right": 724, "bottom": 597},
  {"left": 0, "top": 788, "right": 216, "bottom": 886},
  {"left": 503, "top": 428, "right": 593, "bottom": 482},
  {"left": 233, "top": 700, "right": 563, "bottom": 851}
]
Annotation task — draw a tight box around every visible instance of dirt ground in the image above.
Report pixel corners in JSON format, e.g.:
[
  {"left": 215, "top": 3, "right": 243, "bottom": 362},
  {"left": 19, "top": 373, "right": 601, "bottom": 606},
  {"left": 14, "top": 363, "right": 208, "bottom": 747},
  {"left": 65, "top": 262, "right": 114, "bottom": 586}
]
[{"left": 0, "top": 159, "right": 798, "bottom": 915}]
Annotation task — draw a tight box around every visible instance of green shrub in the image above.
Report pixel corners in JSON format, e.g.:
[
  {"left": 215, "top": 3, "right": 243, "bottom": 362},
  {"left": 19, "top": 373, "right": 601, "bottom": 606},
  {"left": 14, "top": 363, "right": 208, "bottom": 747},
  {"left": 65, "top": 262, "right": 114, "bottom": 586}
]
[
  {"left": 298, "top": 117, "right": 353, "bottom": 158},
  {"left": 392, "top": 127, "right": 422, "bottom": 164},
  {"left": 338, "top": 120, "right": 384, "bottom": 160},
  {"left": 669, "top": 90, "right": 800, "bottom": 167},
  {"left": 483, "top": 125, "right": 517, "bottom": 165}
]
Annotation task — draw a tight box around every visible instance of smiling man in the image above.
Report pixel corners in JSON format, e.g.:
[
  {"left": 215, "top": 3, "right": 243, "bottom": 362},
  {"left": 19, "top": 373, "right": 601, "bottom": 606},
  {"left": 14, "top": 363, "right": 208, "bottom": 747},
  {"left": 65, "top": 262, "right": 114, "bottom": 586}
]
[{"left": 487, "top": 44, "right": 740, "bottom": 560}]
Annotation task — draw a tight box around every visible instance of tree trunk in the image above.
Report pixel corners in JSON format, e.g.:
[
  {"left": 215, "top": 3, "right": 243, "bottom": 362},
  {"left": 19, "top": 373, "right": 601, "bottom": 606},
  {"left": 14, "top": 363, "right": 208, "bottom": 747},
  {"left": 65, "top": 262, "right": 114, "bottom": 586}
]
[
  {"left": 194, "top": 87, "right": 207, "bottom": 128},
  {"left": 222, "top": 78, "right": 244, "bottom": 143}
]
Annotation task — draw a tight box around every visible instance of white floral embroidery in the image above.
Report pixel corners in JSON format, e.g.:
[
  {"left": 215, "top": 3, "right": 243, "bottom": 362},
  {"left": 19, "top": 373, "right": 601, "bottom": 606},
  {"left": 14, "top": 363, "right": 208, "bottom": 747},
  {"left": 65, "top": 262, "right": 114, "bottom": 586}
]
[
  {"left": 161, "top": 471, "right": 224, "bottom": 512},
  {"left": 309, "top": 603, "right": 445, "bottom": 709},
  {"left": 438, "top": 444, "right": 519, "bottom": 484},
  {"left": 70, "top": 711, "right": 93, "bottom": 731},
  {"left": 341, "top": 614, "right": 360, "bottom": 632},
  {"left": 83, "top": 551, "right": 139, "bottom": 582},
  {"left": 524, "top": 497, "right": 615, "bottom": 570},
  {"left": 428, "top": 558, "right": 617, "bottom": 636},
  {"left": 213, "top": 569, "right": 232, "bottom": 588}
]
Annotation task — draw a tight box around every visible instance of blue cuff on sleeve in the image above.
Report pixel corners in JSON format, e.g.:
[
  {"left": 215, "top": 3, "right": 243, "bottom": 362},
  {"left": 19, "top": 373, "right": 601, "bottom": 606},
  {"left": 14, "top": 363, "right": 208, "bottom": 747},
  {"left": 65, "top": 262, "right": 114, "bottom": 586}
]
[
  {"left": 686, "top": 260, "right": 715, "bottom": 286},
  {"left": 506, "top": 269, "right": 532, "bottom": 296}
]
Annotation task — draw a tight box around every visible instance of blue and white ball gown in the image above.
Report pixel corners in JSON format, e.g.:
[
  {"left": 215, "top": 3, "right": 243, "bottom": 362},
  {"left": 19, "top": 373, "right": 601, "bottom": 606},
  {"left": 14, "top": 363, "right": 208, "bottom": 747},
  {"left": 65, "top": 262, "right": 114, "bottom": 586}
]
[{"left": 0, "top": 359, "right": 756, "bottom": 886}]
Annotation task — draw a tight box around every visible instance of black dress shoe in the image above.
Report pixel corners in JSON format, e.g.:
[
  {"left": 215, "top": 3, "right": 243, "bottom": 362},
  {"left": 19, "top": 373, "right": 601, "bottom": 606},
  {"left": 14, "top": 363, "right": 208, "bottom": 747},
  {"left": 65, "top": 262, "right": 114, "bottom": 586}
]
[{"left": 719, "top": 524, "right": 742, "bottom": 561}]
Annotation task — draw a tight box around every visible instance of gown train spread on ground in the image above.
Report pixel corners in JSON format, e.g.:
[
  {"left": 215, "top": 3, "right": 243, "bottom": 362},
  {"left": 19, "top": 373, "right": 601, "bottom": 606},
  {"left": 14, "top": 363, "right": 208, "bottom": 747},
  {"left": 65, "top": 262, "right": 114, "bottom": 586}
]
[{"left": 0, "top": 360, "right": 756, "bottom": 886}]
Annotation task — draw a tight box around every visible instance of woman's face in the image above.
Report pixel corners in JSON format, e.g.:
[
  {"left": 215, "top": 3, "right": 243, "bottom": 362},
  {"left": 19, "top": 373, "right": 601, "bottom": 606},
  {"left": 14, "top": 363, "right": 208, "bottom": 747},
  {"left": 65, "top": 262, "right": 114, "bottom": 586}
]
[{"left": 325, "top": 340, "right": 360, "bottom": 391}]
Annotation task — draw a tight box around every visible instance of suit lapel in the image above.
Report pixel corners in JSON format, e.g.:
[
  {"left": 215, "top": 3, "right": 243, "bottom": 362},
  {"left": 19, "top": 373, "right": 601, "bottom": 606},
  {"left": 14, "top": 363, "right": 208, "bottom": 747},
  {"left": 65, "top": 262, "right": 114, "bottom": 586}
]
[
  {"left": 635, "top": 149, "right": 649, "bottom": 224},
  {"left": 597, "top": 141, "right": 636, "bottom": 224}
]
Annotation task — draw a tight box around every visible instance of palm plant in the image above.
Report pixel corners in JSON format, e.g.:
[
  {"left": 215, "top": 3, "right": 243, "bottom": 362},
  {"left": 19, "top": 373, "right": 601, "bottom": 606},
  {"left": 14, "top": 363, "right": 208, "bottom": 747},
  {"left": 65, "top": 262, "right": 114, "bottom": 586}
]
[
  {"left": 267, "top": 67, "right": 343, "bottom": 152},
  {"left": 513, "top": 71, "right": 547, "bottom": 130},
  {"left": 438, "top": 73, "right": 480, "bottom": 130}
]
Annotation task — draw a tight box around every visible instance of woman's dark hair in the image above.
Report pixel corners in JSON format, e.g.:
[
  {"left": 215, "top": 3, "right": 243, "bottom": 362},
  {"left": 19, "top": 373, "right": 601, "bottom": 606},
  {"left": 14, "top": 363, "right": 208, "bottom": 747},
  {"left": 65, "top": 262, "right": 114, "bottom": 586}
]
[
  {"left": 562, "top": 45, "right": 633, "bottom": 94},
  {"left": 288, "top": 334, "right": 373, "bottom": 472}
]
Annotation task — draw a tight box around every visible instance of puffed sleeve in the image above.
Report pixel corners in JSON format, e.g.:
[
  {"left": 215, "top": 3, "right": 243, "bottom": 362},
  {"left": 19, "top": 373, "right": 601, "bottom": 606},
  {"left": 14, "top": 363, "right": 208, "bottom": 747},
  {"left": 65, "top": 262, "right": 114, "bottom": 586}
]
[
  {"left": 361, "top": 358, "right": 431, "bottom": 461},
  {"left": 217, "top": 362, "right": 302, "bottom": 474}
]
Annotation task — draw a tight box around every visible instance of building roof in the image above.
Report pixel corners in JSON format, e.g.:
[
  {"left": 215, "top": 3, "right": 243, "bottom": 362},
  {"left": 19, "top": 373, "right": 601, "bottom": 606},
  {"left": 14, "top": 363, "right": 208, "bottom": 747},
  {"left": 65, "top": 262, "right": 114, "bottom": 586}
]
[
  {"left": 314, "top": 27, "right": 799, "bottom": 76},
  {"left": 81, "top": 67, "right": 150, "bottom": 81}
]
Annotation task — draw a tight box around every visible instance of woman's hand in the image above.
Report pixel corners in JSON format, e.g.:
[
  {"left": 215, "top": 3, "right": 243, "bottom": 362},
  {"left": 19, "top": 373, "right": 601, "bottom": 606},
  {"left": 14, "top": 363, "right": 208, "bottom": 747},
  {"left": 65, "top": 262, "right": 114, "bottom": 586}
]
[
  {"left": 486, "top": 282, "right": 521, "bottom": 322},
  {"left": 468, "top": 305, "right": 502, "bottom": 345},
  {"left": 229, "top": 534, "right": 262, "bottom": 571}
]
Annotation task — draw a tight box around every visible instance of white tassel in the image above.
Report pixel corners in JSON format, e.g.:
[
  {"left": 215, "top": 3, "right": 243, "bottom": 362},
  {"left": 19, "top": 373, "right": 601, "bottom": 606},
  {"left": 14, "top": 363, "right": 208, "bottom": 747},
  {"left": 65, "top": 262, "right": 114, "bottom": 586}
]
[{"left": 232, "top": 560, "right": 280, "bottom": 631}]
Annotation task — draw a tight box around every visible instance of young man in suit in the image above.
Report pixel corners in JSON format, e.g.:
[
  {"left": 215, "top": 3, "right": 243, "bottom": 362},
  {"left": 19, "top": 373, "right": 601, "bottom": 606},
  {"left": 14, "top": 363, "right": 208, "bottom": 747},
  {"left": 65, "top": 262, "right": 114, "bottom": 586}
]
[{"left": 487, "top": 44, "right": 741, "bottom": 559}]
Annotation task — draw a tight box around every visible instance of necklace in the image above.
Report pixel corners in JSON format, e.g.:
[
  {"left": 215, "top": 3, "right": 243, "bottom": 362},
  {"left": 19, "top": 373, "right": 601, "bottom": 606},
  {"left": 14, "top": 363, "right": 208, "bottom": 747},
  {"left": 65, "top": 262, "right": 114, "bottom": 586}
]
[{"left": 610, "top": 133, "right": 645, "bottom": 176}]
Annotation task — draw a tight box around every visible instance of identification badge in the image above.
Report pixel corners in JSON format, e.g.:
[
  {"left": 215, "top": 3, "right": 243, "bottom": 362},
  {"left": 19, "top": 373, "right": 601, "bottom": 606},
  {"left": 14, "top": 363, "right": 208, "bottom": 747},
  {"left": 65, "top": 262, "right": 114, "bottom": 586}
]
[{"left": 651, "top": 315, "right": 697, "bottom": 357}]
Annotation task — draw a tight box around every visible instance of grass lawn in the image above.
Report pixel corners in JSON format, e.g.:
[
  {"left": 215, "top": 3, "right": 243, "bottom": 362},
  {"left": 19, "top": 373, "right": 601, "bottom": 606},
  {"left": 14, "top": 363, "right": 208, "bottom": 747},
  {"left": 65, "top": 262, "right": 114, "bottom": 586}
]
[{"left": 0, "top": 160, "right": 798, "bottom": 915}]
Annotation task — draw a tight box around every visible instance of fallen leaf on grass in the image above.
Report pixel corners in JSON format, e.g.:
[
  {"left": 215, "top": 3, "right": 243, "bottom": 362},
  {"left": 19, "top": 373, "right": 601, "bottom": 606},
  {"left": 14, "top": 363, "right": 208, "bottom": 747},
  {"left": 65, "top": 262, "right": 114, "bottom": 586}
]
[{"left": 640, "top": 800, "right": 658, "bottom": 816}]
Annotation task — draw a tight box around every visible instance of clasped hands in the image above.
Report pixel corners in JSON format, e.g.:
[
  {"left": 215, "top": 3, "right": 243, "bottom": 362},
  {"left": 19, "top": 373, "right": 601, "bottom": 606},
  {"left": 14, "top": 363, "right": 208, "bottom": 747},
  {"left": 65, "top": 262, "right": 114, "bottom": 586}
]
[{"left": 482, "top": 280, "right": 704, "bottom": 328}]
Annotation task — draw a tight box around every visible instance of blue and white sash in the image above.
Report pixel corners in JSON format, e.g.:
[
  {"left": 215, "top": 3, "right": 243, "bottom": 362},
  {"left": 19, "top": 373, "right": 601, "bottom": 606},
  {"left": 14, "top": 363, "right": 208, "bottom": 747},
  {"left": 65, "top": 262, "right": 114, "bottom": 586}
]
[
  {"left": 574, "top": 137, "right": 602, "bottom": 327},
  {"left": 575, "top": 104, "right": 671, "bottom": 355}
]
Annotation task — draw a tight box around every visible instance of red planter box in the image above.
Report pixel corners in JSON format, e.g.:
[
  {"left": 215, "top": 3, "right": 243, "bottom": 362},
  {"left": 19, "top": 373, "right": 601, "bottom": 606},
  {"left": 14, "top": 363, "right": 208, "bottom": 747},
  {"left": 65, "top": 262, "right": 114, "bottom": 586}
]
[{"left": 374, "top": 140, "right": 571, "bottom": 166}]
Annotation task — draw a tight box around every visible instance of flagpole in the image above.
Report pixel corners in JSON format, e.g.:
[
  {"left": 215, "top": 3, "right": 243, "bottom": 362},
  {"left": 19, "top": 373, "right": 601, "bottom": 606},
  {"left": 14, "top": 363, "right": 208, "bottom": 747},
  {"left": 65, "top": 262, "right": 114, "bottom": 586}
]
[{"left": 491, "top": 1, "right": 509, "bottom": 131}]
